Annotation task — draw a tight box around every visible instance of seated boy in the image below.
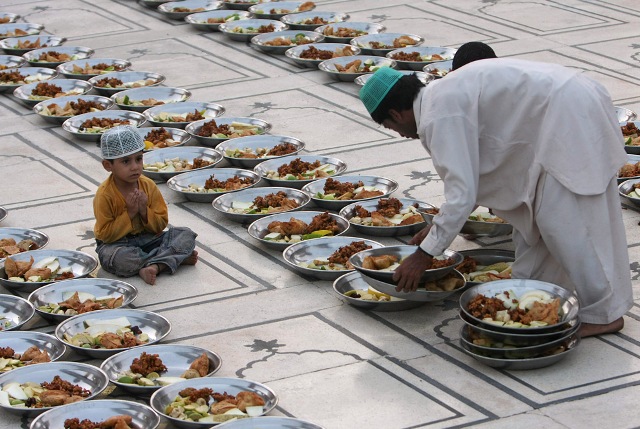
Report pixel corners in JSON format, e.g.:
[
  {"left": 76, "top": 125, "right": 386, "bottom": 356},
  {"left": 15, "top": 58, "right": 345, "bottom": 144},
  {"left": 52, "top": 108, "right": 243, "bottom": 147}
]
[{"left": 93, "top": 126, "right": 198, "bottom": 285}]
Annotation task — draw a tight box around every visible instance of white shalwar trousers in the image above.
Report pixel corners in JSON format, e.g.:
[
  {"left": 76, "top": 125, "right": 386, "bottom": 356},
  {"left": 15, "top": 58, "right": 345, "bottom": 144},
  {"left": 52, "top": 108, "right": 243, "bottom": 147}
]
[{"left": 508, "top": 174, "right": 633, "bottom": 324}]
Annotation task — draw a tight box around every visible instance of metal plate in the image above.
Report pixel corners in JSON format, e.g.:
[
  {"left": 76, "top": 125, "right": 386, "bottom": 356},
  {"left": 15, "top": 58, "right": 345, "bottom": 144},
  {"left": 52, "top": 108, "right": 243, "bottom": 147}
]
[
  {"left": 350, "top": 246, "right": 464, "bottom": 284},
  {"left": 387, "top": 46, "right": 457, "bottom": 71},
  {"left": 220, "top": 0, "right": 263, "bottom": 10},
  {"left": 143, "top": 146, "right": 223, "bottom": 181},
  {"left": 423, "top": 60, "right": 453, "bottom": 79},
  {"left": 459, "top": 279, "right": 580, "bottom": 334},
  {"left": 56, "top": 57, "right": 132, "bottom": 80},
  {"left": 0, "top": 331, "right": 67, "bottom": 368},
  {"left": 619, "top": 177, "right": 640, "bottom": 208},
  {"left": 144, "top": 101, "right": 226, "bottom": 129},
  {"left": 314, "top": 22, "right": 385, "bottom": 44},
  {"left": 217, "top": 416, "right": 325, "bottom": 429},
  {"left": 185, "top": 10, "right": 251, "bottom": 31},
  {"left": 359, "top": 269, "right": 466, "bottom": 302},
  {"left": 458, "top": 249, "right": 515, "bottom": 287},
  {"left": 0, "top": 35, "right": 66, "bottom": 56},
  {"left": 185, "top": 116, "right": 272, "bottom": 148},
  {"left": 616, "top": 106, "right": 637, "bottom": 123},
  {"left": 219, "top": 19, "right": 289, "bottom": 42},
  {"left": 55, "top": 308, "right": 172, "bottom": 358},
  {"left": 281, "top": 11, "right": 350, "bottom": 31},
  {"left": 282, "top": 236, "right": 384, "bottom": 281},
  {"left": 618, "top": 153, "right": 640, "bottom": 184},
  {"left": 0, "top": 361, "right": 109, "bottom": 416},
  {"left": 0, "top": 23, "right": 44, "bottom": 40},
  {"left": 100, "top": 344, "right": 222, "bottom": 394},
  {"left": 248, "top": 210, "right": 350, "bottom": 250},
  {"left": 0, "top": 66, "right": 58, "bottom": 94},
  {"left": 33, "top": 94, "right": 114, "bottom": 125},
  {"left": 350, "top": 33, "right": 424, "bottom": 56},
  {"left": 150, "top": 377, "right": 278, "bottom": 428},
  {"left": 284, "top": 43, "right": 360, "bottom": 68},
  {"left": 30, "top": 399, "right": 161, "bottom": 429},
  {"left": 0, "top": 227, "right": 49, "bottom": 261},
  {"left": 333, "top": 271, "right": 427, "bottom": 311},
  {"left": 623, "top": 120, "right": 640, "bottom": 155},
  {"left": 111, "top": 86, "right": 192, "bottom": 112},
  {"left": 28, "top": 277, "right": 138, "bottom": 323},
  {"left": 61, "top": 110, "right": 147, "bottom": 142},
  {"left": 13, "top": 78, "right": 92, "bottom": 107},
  {"left": 250, "top": 30, "right": 325, "bottom": 55},
  {"left": 23, "top": 45, "right": 94, "bottom": 68},
  {"left": 0, "top": 249, "right": 98, "bottom": 294},
  {"left": 249, "top": 1, "right": 316, "bottom": 20},
  {"left": 167, "top": 167, "right": 260, "bottom": 203},
  {"left": 0, "top": 54, "right": 25, "bottom": 69},
  {"left": 88, "top": 70, "right": 166, "bottom": 95},
  {"left": 0, "top": 294, "right": 35, "bottom": 331},
  {"left": 459, "top": 331, "right": 580, "bottom": 370},
  {"left": 0, "top": 206, "right": 6, "bottom": 223},
  {"left": 213, "top": 186, "right": 311, "bottom": 223},
  {"left": 0, "top": 13, "right": 19, "bottom": 24},
  {"left": 339, "top": 197, "right": 430, "bottom": 237},
  {"left": 254, "top": 154, "right": 347, "bottom": 189},
  {"left": 318, "top": 55, "right": 397, "bottom": 82},
  {"left": 301, "top": 175, "right": 399, "bottom": 211},
  {"left": 354, "top": 70, "right": 433, "bottom": 86},
  {"left": 418, "top": 206, "right": 513, "bottom": 238},
  {"left": 158, "top": 0, "right": 223, "bottom": 20},
  {"left": 135, "top": 126, "right": 192, "bottom": 151},
  {"left": 217, "top": 135, "right": 305, "bottom": 168}
]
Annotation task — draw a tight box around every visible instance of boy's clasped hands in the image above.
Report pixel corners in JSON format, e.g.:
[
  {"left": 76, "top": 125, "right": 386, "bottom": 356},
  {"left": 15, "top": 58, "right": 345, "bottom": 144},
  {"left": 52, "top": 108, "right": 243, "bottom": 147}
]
[{"left": 126, "top": 188, "right": 148, "bottom": 220}]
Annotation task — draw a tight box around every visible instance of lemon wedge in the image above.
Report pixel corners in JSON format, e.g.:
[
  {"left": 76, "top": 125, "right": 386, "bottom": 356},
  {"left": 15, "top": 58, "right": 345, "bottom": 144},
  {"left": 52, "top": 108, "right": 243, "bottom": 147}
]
[{"left": 144, "top": 140, "right": 155, "bottom": 150}]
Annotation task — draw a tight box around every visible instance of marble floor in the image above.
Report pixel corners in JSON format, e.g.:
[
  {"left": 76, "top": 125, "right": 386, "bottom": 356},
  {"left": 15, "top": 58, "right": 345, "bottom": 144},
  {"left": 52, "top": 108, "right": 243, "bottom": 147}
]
[{"left": 1, "top": 0, "right": 640, "bottom": 428}]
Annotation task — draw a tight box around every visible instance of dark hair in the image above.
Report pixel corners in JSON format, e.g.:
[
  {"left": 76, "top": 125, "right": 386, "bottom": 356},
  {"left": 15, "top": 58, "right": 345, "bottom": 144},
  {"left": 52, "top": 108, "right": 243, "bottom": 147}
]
[
  {"left": 370, "top": 74, "right": 424, "bottom": 124},
  {"left": 452, "top": 41, "right": 497, "bottom": 71}
]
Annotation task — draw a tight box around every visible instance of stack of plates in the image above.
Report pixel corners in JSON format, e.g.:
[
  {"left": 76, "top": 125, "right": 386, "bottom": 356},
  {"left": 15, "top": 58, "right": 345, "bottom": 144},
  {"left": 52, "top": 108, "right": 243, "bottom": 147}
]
[{"left": 458, "top": 279, "right": 581, "bottom": 370}]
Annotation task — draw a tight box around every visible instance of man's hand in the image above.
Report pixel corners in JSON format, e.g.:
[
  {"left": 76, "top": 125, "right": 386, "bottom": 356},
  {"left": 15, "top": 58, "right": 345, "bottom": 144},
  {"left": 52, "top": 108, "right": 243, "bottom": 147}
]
[
  {"left": 409, "top": 225, "right": 431, "bottom": 245},
  {"left": 392, "top": 249, "right": 433, "bottom": 292}
]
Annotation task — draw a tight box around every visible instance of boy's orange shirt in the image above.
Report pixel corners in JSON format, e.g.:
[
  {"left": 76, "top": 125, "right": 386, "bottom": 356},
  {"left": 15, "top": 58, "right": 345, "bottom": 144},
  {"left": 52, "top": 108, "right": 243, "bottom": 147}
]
[{"left": 93, "top": 174, "right": 168, "bottom": 243}]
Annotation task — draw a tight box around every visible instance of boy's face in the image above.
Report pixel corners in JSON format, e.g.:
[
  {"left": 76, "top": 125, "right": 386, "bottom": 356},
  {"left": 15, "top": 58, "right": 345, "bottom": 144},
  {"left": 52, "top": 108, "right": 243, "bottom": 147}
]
[{"left": 101, "top": 151, "right": 144, "bottom": 184}]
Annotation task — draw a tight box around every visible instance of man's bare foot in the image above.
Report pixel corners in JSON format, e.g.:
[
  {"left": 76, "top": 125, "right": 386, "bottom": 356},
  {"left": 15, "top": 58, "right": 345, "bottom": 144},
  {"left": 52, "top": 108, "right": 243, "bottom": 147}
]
[
  {"left": 579, "top": 317, "right": 624, "bottom": 338},
  {"left": 181, "top": 250, "right": 198, "bottom": 266},
  {"left": 139, "top": 264, "right": 159, "bottom": 285}
]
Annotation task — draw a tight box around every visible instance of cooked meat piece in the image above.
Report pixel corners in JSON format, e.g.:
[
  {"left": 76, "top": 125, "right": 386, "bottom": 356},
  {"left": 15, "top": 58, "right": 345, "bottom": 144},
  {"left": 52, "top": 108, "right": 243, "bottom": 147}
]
[
  {"left": 268, "top": 217, "right": 308, "bottom": 236},
  {"left": 100, "top": 415, "right": 133, "bottom": 428},
  {"left": 466, "top": 294, "right": 507, "bottom": 320},
  {"left": 179, "top": 387, "right": 214, "bottom": 402},
  {"left": 276, "top": 158, "right": 321, "bottom": 177},
  {"left": 210, "top": 399, "right": 238, "bottom": 415},
  {"left": 130, "top": 352, "right": 167, "bottom": 376},
  {"left": 354, "top": 189, "right": 384, "bottom": 199},
  {"left": 0, "top": 346, "right": 15, "bottom": 358},
  {"left": 376, "top": 198, "right": 402, "bottom": 217},
  {"left": 399, "top": 214, "right": 423, "bottom": 225},
  {"left": 622, "top": 122, "right": 639, "bottom": 136},
  {"left": 370, "top": 211, "right": 394, "bottom": 226},
  {"left": 323, "top": 178, "right": 364, "bottom": 197},
  {"left": 41, "top": 375, "right": 90, "bottom": 397},
  {"left": 257, "top": 23, "right": 276, "bottom": 33},
  {"left": 266, "top": 142, "right": 297, "bottom": 156},
  {"left": 80, "top": 117, "right": 130, "bottom": 130},
  {"left": 455, "top": 256, "right": 477, "bottom": 274},
  {"left": 0, "top": 70, "right": 26, "bottom": 83},
  {"left": 362, "top": 255, "right": 398, "bottom": 270},
  {"left": 23, "top": 267, "right": 51, "bottom": 280},
  {"left": 31, "top": 82, "right": 63, "bottom": 97},
  {"left": 235, "top": 391, "right": 265, "bottom": 412},
  {"left": 94, "top": 77, "right": 123, "bottom": 88},
  {"left": 252, "top": 191, "right": 299, "bottom": 211},
  {"left": 306, "top": 211, "right": 340, "bottom": 234},
  {"left": 327, "top": 240, "right": 372, "bottom": 265},
  {"left": 5, "top": 255, "right": 34, "bottom": 278},
  {"left": 300, "top": 45, "right": 334, "bottom": 60},
  {"left": 186, "top": 353, "right": 210, "bottom": 377},
  {"left": 204, "top": 174, "right": 253, "bottom": 191}
]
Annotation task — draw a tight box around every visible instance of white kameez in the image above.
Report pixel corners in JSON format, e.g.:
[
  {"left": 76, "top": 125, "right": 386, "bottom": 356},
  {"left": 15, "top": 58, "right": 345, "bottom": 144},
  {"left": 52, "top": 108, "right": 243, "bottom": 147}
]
[{"left": 414, "top": 58, "right": 633, "bottom": 323}]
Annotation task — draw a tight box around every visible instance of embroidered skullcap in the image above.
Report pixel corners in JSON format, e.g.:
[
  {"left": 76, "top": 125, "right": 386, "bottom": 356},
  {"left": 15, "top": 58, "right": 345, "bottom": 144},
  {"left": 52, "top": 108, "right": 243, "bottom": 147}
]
[
  {"left": 100, "top": 126, "right": 145, "bottom": 159},
  {"left": 359, "top": 67, "right": 404, "bottom": 114}
]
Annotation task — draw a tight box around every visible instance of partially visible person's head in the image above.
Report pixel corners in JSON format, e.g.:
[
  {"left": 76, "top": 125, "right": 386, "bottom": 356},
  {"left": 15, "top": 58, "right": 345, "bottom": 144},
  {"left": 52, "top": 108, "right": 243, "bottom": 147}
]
[
  {"left": 452, "top": 41, "right": 497, "bottom": 71},
  {"left": 359, "top": 67, "right": 424, "bottom": 138}
]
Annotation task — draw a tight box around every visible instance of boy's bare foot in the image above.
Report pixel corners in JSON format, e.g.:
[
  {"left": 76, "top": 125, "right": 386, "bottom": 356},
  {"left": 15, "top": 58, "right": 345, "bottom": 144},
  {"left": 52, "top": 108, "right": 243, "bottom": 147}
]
[
  {"left": 139, "top": 264, "right": 159, "bottom": 285},
  {"left": 181, "top": 250, "right": 198, "bottom": 266},
  {"left": 579, "top": 317, "right": 624, "bottom": 338}
]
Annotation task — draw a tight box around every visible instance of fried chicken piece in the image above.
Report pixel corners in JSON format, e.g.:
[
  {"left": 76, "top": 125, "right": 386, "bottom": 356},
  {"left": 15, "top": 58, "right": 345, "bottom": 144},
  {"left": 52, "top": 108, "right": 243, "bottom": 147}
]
[
  {"left": 0, "top": 346, "right": 15, "bottom": 358},
  {"left": 277, "top": 158, "right": 321, "bottom": 177},
  {"left": 187, "top": 353, "right": 210, "bottom": 377},
  {"left": 521, "top": 298, "right": 561, "bottom": 325},
  {"left": 327, "top": 241, "right": 372, "bottom": 265},
  {"left": 466, "top": 295, "right": 507, "bottom": 320},
  {"left": 31, "top": 82, "right": 63, "bottom": 97},
  {"left": 179, "top": 387, "right": 214, "bottom": 402},
  {"left": 354, "top": 205, "right": 371, "bottom": 218},
  {"left": 130, "top": 352, "right": 167, "bottom": 376},
  {"left": 100, "top": 415, "right": 133, "bottom": 428},
  {"left": 268, "top": 217, "right": 308, "bottom": 236},
  {"left": 210, "top": 400, "right": 238, "bottom": 415},
  {"left": 455, "top": 256, "right": 477, "bottom": 274},
  {"left": 376, "top": 198, "right": 402, "bottom": 217},
  {"left": 94, "top": 77, "right": 123, "bottom": 88},
  {"left": 266, "top": 142, "right": 297, "bottom": 156},
  {"left": 252, "top": 191, "right": 299, "bottom": 211},
  {"left": 20, "top": 345, "right": 47, "bottom": 361},
  {"left": 399, "top": 214, "right": 423, "bottom": 225},
  {"left": 5, "top": 255, "right": 34, "bottom": 278},
  {"left": 306, "top": 212, "right": 340, "bottom": 234},
  {"left": 300, "top": 45, "right": 334, "bottom": 60},
  {"left": 235, "top": 391, "right": 265, "bottom": 412},
  {"left": 362, "top": 255, "right": 398, "bottom": 270},
  {"left": 99, "top": 332, "right": 124, "bottom": 349},
  {"left": 370, "top": 211, "right": 394, "bottom": 226},
  {"left": 354, "top": 189, "right": 384, "bottom": 199},
  {"left": 323, "top": 178, "right": 363, "bottom": 197},
  {"left": 144, "top": 128, "right": 172, "bottom": 146},
  {"left": 204, "top": 174, "right": 254, "bottom": 191},
  {"left": 122, "top": 332, "right": 139, "bottom": 348},
  {"left": 23, "top": 267, "right": 52, "bottom": 280},
  {"left": 39, "top": 390, "right": 74, "bottom": 406}
]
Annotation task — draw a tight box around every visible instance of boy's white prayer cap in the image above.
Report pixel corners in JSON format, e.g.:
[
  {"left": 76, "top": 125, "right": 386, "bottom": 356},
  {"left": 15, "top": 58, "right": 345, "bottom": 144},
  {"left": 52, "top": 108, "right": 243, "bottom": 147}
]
[{"left": 100, "top": 126, "right": 145, "bottom": 159}]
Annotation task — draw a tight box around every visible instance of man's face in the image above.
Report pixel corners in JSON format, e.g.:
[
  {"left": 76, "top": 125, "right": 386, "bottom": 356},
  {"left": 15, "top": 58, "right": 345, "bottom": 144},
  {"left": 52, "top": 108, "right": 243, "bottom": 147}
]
[{"left": 381, "top": 109, "right": 419, "bottom": 139}]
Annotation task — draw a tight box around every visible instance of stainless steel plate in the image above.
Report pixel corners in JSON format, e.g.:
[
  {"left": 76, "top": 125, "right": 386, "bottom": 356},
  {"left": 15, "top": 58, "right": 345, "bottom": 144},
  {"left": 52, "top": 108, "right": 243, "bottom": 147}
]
[
  {"left": 339, "top": 197, "right": 430, "bottom": 237},
  {"left": 56, "top": 57, "right": 132, "bottom": 80},
  {"left": 185, "top": 10, "right": 251, "bottom": 31},
  {"left": 354, "top": 70, "right": 433, "bottom": 86},
  {"left": 314, "top": 22, "right": 385, "bottom": 44},
  {"left": 217, "top": 135, "right": 305, "bottom": 168},
  {"left": 0, "top": 226, "right": 49, "bottom": 261},
  {"left": 144, "top": 101, "right": 226, "bottom": 128},
  {"left": 88, "top": 70, "right": 166, "bottom": 95},
  {"left": 387, "top": 46, "right": 457, "bottom": 71},
  {"left": 55, "top": 308, "right": 172, "bottom": 358},
  {"left": 302, "top": 175, "right": 399, "bottom": 211},
  {"left": 23, "top": 45, "right": 94, "bottom": 68},
  {"left": 333, "top": 271, "right": 427, "bottom": 311},
  {"left": 0, "top": 249, "right": 98, "bottom": 293},
  {"left": 158, "top": 0, "right": 223, "bottom": 20},
  {"left": 150, "top": 377, "right": 278, "bottom": 428},
  {"left": 284, "top": 43, "right": 360, "bottom": 69},
  {"left": 254, "top": 154, "right": 347, "bottom": 189},
  {"left": 213, "top": 186, "right": 311, "bottom": 223},
  {"left": 282, "top": 236, "right": 384, "bottom": 281},
  {"left": 61, "top": 110, "right": 147, "bottom": 142},
  {"left": 249, "top": 1, "right": 316, "bottom": 20},
  {"left": 459, "top": 279, "right": 580, "bottom": 334},
  {"left": 136, "top": 126, "right": 192, "bottom": 151},
  {"left": 0, "top": 331, "right": 67, "bottom": 368},
  {"left": 360, "top": 269, "right": 466, "bottom": 302},
  {"left": 318, "top": 55, "right": 397, "bottom": 82},
  {"left": 423, "top": 60, "right": 453, "bottom": 79},
  {"left": 0, "top": 294, "right": 35, "bottom": 331},
  {"left": 281, "top": 11, "right": 350, "bottom": 30},
  {"left": 350, "top": 33, "right": 424, "bottom": 56},
  {"left": 217, "top": 416, "right": 325, "bottom": 428},
  {"left": 350, "top": 245, "right": 464, "bottom": 284},
  {"left": 30, "top": 399, "right": 161, "bottom": 429},
  {"left": 618, "top": 154, "right": 640, "bottom": 184},
  {"left": 458, "top": 248, "right": 515, "bottom": 287},
  {"left": 220, "top": 0, "right": 262, "bottom": 10},
  {"left": 100, "top": 344, "right": 222, "bottom": 394},
  {"left": 0, "top": 13, "right": 19, "bottom": 24},
  {"left": 0, "top": 66, "right": 58, "bottom": 93},
  {"left": 219, "top": 19, "right": 289, "bottom": 42},
  {"left": 616, "top": 106, "right": 637, "bottom": 123},
  {"left": 28, "top": 277, "right": 138, "bottom": 323},
  {"left": 167, "top": 167, "right": 260, "bottom": 203},
  {"left": 0, "top": 54, "right": 25, "bottom": 69},
  {"left": 143, "top": 146, "right": 223, "bottom": 181},
  {"left": 111, "top": 86, "right": 192, "bottom": 112},
  {"left": 0, "top": 361, "right": 109, "bottom": 416},
  {"left": 251, "top": 30, "right": 324, "bottom": 55},
  {"left": 13, "top": 78, "right": 92, "bottom": 107},
  {"left": 0, "top": 23, "right": 44, "bottom": 40},
  {"left": 185, "top": 116, "right": 272, "bottom": 148},
  {"left": 248, "top": 210, "right": 350, "bottom": 250},
  {"left": 418, "top": 206, "right": 513, "bottom": 238},
  {"left": 0, "top": 35, "right": 66, "bottom": 56},
  {"left": 33, "top": 94, "right": 114, "bottom": 125},
  {"left": 0, "top": 206, "right": 6, "bottom": 223}
]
